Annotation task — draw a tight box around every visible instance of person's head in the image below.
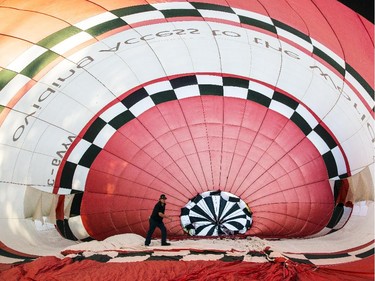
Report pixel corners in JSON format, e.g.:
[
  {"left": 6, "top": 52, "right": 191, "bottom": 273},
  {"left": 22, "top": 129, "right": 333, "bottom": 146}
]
[{"left": 159, "top": 194, "right": 167, "bottom": 202}]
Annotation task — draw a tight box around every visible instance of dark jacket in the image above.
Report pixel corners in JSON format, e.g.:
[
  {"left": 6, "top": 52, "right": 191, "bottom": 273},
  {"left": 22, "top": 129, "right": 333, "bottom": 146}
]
[{"left": 150, "top": 201, "right": 165, "bottom": 222}]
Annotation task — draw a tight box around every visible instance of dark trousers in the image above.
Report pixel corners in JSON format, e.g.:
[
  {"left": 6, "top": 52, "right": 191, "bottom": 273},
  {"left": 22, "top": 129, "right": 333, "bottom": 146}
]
[{"left": 145, "top": 218, "right": 167, "bottom": 245}]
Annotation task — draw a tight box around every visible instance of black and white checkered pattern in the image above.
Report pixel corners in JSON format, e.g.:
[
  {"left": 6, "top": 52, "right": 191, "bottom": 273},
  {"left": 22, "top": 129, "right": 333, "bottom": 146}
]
[
  {"left": 1, "top": 2, "right": 372, "bottom": 108},
  {"left": 58, "top": 74, "right": 347, "bottom": 194},
  {"left": 60, "top": 242, "right": 373, "bottom": 266},
  {"left": 283, "top": 242, "right": 374, "bottom": 265}
]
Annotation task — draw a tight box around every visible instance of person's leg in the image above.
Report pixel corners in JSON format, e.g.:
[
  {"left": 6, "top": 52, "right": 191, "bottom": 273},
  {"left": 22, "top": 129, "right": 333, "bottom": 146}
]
[
  {"left": 159, "top": 222, "right": 168, "bottom": 244},
  {"left": 145, "top": 219, "right": 157, "bottom": 245}
]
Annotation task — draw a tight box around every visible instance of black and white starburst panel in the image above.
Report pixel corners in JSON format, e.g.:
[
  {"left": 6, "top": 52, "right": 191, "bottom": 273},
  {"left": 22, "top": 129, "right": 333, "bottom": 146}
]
[{"left": 180, "top": 190, "right": 252, "bottom": 236}]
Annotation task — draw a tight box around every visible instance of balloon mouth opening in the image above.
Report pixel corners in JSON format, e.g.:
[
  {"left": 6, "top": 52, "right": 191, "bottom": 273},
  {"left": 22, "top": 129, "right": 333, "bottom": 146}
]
[{"left": 180, "top": 190, "right": 253, "bottom": 236}]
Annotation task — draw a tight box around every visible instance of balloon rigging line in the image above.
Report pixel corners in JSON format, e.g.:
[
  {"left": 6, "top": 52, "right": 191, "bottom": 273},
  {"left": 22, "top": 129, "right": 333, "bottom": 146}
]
[
  {"left": 201, "top": 98, "right": 216, "bottom": 188},
  {"left": 223, "top": 99, "right": 250, "bottom": 191},
  {"left": 0, "top": 179, "right": 70, "bottom": 188}
]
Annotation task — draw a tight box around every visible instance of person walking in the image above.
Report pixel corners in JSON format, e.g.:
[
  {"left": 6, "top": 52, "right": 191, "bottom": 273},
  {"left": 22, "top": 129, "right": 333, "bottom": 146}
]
[{"left": 145, "top": 194, "right": 172, "bottom": 246}]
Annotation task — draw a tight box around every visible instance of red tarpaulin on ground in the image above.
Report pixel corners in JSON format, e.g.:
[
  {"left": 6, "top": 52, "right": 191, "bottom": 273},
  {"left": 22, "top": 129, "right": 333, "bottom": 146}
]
[{"left": 1, "top": 256, "right": 373, "bottom": 281}]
